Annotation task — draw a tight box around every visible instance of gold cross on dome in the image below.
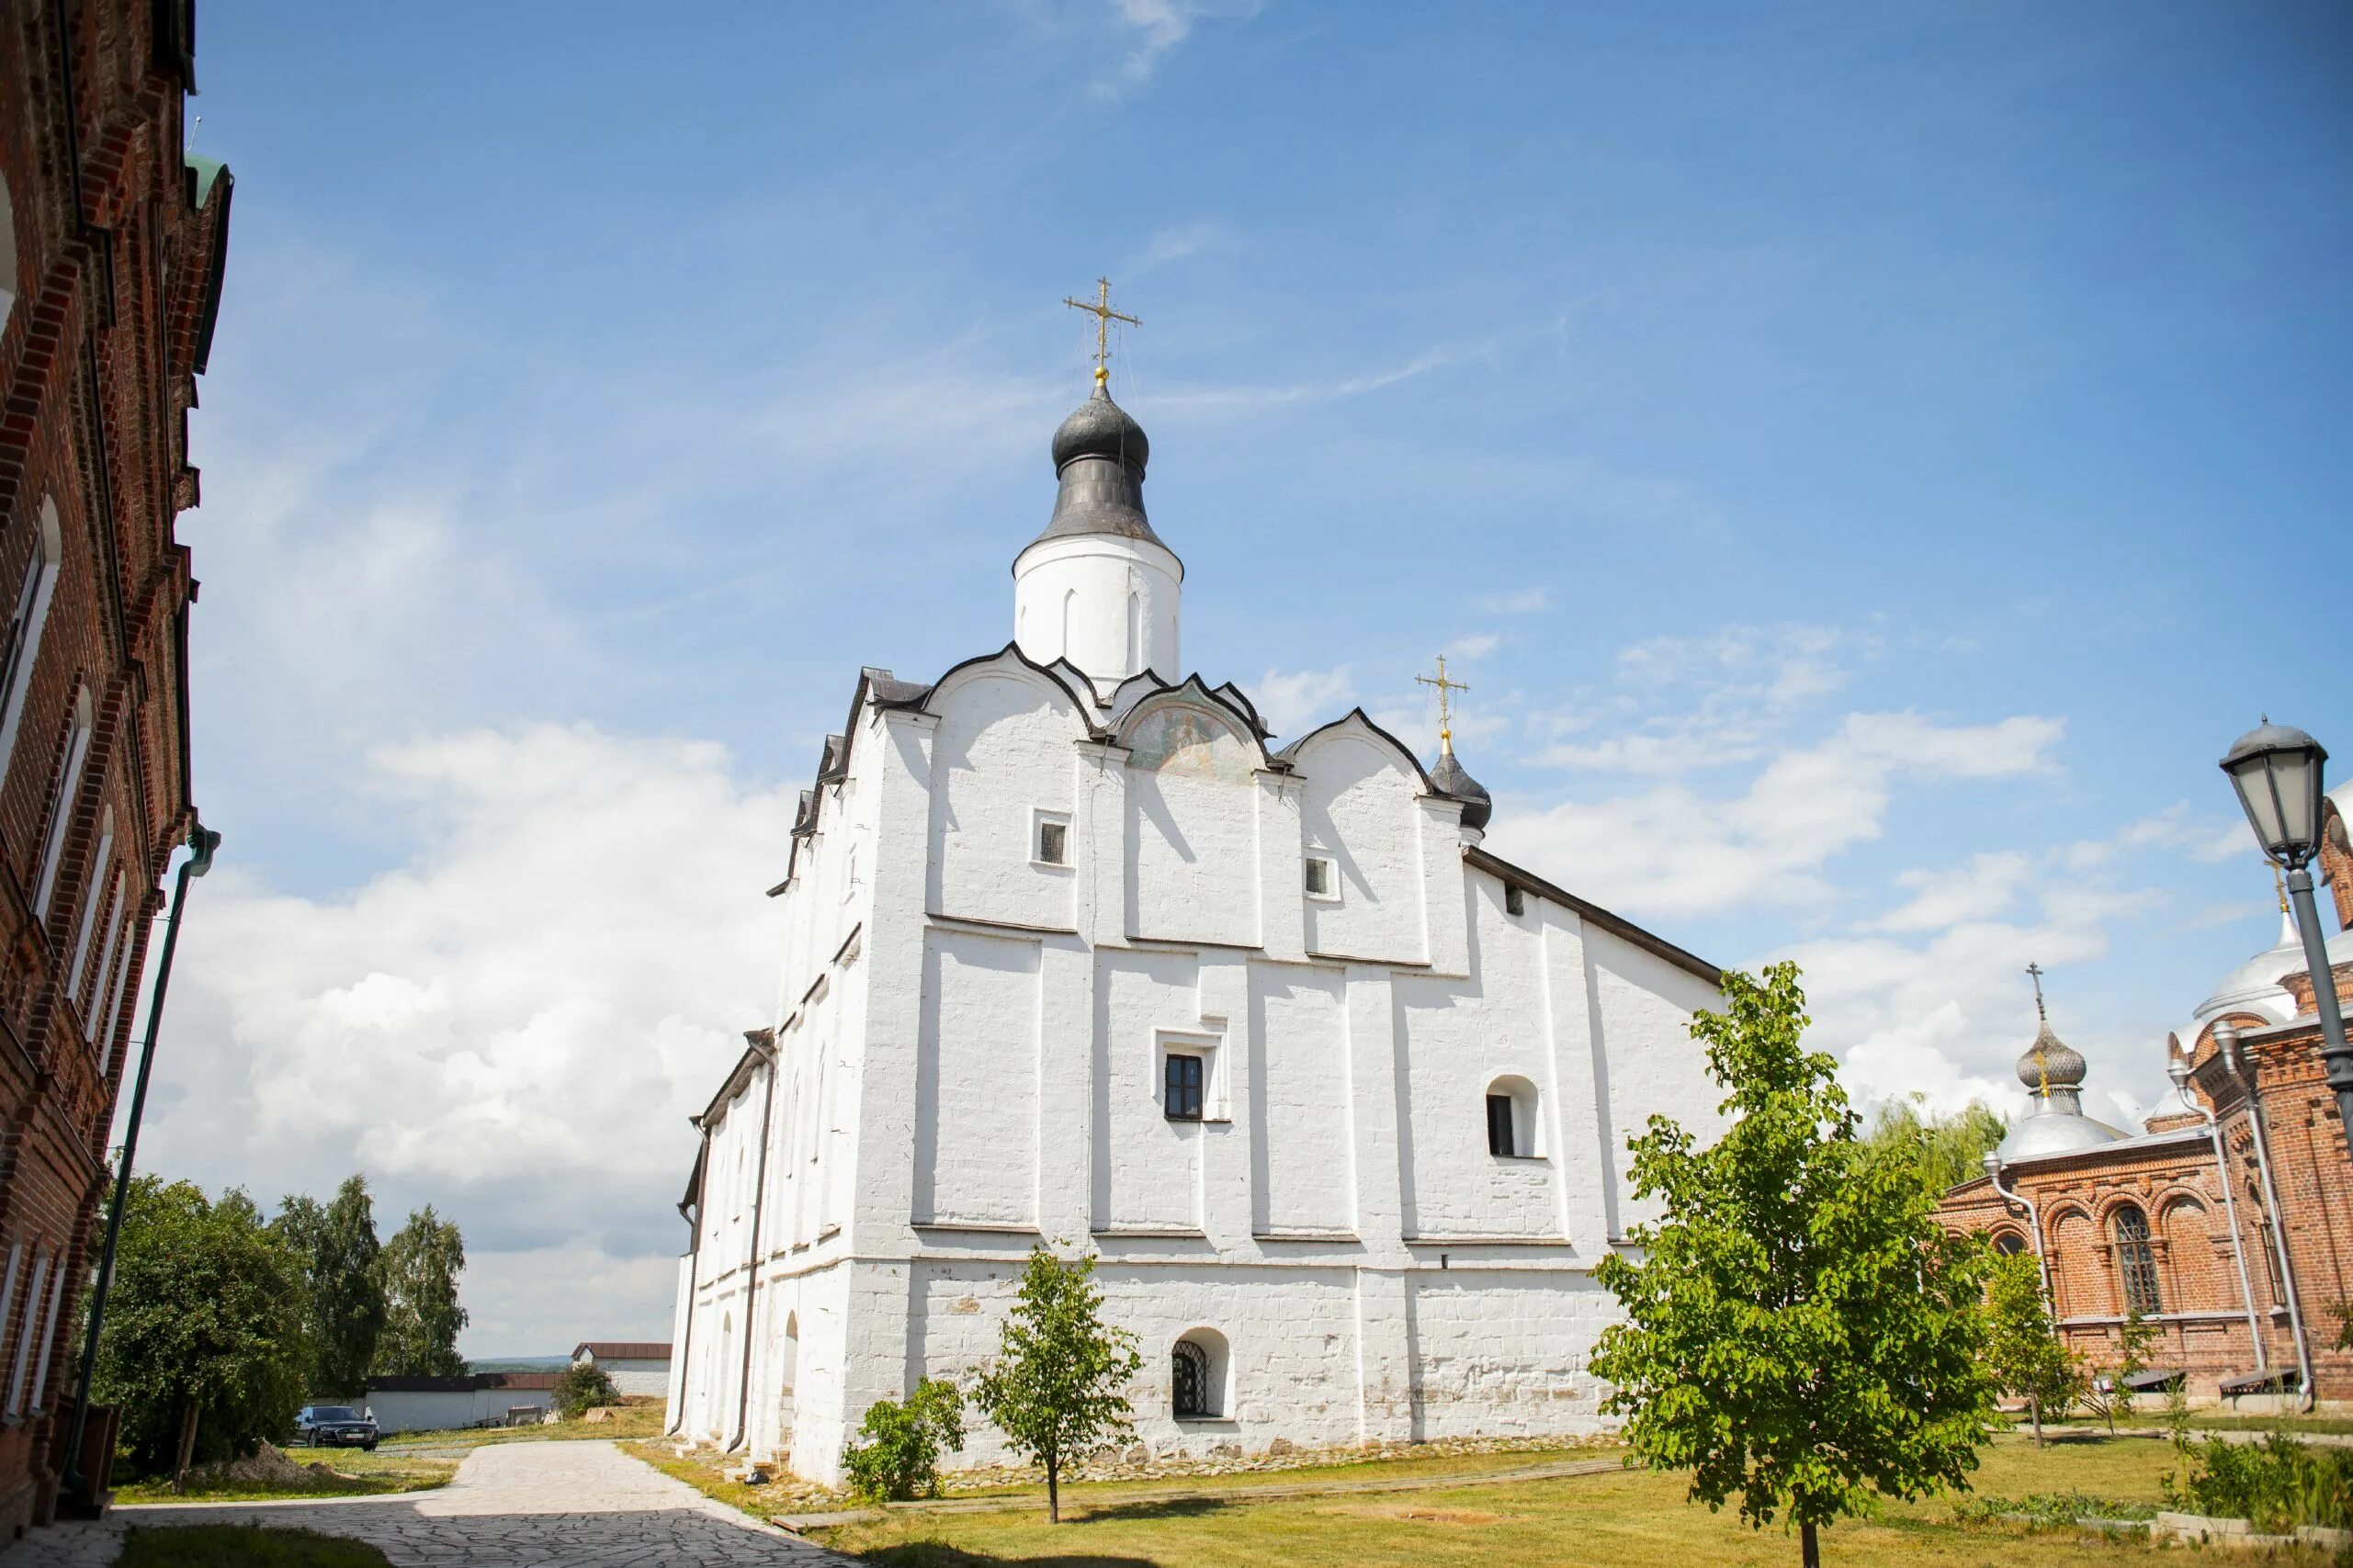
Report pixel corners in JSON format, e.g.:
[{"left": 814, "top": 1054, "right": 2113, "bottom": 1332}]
[
  {"left": 1063, "top": 276, "right": 1140, "bottom": 387},
  {"left": 1416, "top": 655, "right": 1471, "bottom": 756}
]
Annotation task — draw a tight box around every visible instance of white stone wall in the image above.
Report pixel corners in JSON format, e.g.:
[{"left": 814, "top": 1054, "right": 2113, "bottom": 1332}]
[
  {"left": 670, "top": 649, "right": 1727, "bottom": 1484},
  {"left": 1012, "top": 534, "right": 1182, "bottom": 689}
]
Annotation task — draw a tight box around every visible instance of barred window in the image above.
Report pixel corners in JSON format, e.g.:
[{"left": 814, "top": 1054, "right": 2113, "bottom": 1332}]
[
  {"left": 1172, "top": 1338, "right": 1211, "bottom": 1418},
  {"left": 2112, "top": 1204, "right": 2162, "bottom": 1317}
]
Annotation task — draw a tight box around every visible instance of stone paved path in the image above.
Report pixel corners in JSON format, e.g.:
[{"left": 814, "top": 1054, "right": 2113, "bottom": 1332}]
[{"left": 0, "top": 1439, "right": 849, "bottom": 1566}]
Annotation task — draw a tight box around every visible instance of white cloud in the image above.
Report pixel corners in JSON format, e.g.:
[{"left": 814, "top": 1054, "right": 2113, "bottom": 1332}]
[
  {"left": 1494, "top": 711, "right": 2065, "bottom": 916},
  {"left": 1870, "top": 851, "right": 2033, "bottom": 932},
  {"left": 1253, "top": 664, "right": 1356, "bottom": 739},
  {"left": 1092, "top": 0, "right": 1268, "bottom": 97},
  {"left": 1477, "top": 586, "right": 1552, "bottom": 615},
  {"left": 140, "top": 724, "right": 793, "bottom": 1351}
]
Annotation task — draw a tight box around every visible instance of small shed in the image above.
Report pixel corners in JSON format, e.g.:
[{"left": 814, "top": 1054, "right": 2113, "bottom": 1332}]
[
  {"left": 363, "top": 1372, "right": 560, "bottom": 1434},
  {"left": 571, "top": 1341, "right": 672, "bottom": 1398}
]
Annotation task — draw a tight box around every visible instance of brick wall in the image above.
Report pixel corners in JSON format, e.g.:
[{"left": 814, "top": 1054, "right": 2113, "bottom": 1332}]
[
  {"left": 0, "top": 0, "right": 222, "bottom": 1535},
  {"left": 1940, "top": 998, "right": 2353, "bottom": 1409}
]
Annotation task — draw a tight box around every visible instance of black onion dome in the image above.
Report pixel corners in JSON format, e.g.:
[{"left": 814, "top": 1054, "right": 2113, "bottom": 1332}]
[
  {"left": 1431, "top": 750, "right": 1492, "bottom": 831},
  {"left": 1051, "top": 381, "right": 1149, "bottom": 474},
  {"left": 1025, "top": 379, "right": 1171, "bottom": 556}
]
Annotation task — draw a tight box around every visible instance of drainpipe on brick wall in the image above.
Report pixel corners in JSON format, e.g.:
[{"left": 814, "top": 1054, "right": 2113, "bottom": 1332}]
[
  {"left": 2170, "top": 1057, "right": 2266, "bottom": 1372},
  {"left": 61, "top": 824, "right": 219, "bottom": 1511},
  {"left": 727, "top": 1032, "right": 779, "bottom": 1454},
  {"left": 2217, "top": 1025, "right": 2314, "bottom": 1412},
  {"left": 1982, "top": 1152, "right": 2051, "bottom": 1304}
]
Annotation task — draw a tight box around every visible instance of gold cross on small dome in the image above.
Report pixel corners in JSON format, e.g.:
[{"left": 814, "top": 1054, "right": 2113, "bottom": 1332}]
[
  {"left": 1416, "top": 655, "right": 1471, "bottom": 756},
  {"left": 1063, "top": 276, "right": 1140, "bottom": 387}
]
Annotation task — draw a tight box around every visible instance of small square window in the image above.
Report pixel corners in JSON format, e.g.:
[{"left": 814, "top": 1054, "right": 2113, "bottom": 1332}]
[
  {"left": 1505, "top": 886, "right": 1525, "bottom": 917},
  {"left": 1035, "top": 813, "right": 1070, "bottom": 866},
  {"left": 1164, "top": 1053, "right": 1204, "bottom": 1121},
  {"left": 1304, "top": 855, "right": 1337, "bottom": 900}
]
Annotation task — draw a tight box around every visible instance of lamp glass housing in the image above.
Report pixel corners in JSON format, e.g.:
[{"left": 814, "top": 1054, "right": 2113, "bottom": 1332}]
[{"left": 2221, "top": 725, "right": 2326, "bottom": 865}]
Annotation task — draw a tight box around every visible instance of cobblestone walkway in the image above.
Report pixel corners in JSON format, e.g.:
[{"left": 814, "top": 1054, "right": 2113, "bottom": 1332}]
[{"left": 0, "top": 1439, "right": 849, "bottom": 1566}]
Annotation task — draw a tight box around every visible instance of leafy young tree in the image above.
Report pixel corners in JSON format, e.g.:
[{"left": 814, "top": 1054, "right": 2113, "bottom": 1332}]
[
  {"left": 843, "top": 1378, "right": 967, "bottom": 1501},
  {"left": 552, "top": 1359, "right": 621, "bottom": 1417},
  {"left": 970, "top": 1246, "right": 1143, "bottom": 1523},
  {"left": 274, "top": 1176, "right": 386, "bottom": 1397},
  {"left": 2101, "top": 1305, "right": 2159, "bottom": 1435},
  {"left": 372, "top": 1205, "right": 469, "bottom": 1378},
  {"left": 1983, "top": 1248, "right": 2082, "bottom": 1447},
  {"left": 1860, "top": 1096, "right": 2008, "bottom": 1195},
  {"left": 1589, "top": 963, "right": 1996, "bottom": 1568},
  {"left": 91, "top": 1178, "right": 311, "bottom": 1488}
]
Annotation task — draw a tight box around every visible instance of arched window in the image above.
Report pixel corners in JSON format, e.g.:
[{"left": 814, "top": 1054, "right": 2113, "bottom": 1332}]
[
  {"left": 1485, "top": 1075, "right": 1541, "bottom": 1158},
  {"left": 32, "top": 688, "right": 95, "bottom": 919},
  {"left": 2112, "top": 1203, "right": 2162, "bottom": 1317},
  {"left": 1126, "top": 590, "right": 1141, "bottom": 671},
  {"left": 1172, "top": 1340, "right": 1208, "bottom": 1416},
  {"left": 85, "top": 868, "right": 131, "bottom": 1044},
  {"left": 0, "top": 498, "right": 63, "bottom": 782},
  {"left": 1171, "top": 1327, "right": 1228, "bottom": 1420},
  {"left": 66, "top": 806, "right": 113, "bottom": 998},
  {"left": 1992, "top": 1231, "right": 2026, "bottom": 1257}
]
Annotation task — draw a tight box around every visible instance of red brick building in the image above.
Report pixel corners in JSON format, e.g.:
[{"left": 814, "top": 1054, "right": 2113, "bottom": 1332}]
[
  {"left": 1940, "top": 790, "right": 2353, "bottom": 1411},
  {"left": 0, "top": 0, "right": 230, "bottom": 1533}
]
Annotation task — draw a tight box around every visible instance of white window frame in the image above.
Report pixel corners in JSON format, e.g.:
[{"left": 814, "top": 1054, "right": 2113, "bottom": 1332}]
[
  {"left": 85, "top": 869, "right": 130, "bottom": 1043},
  {"left": 96, "top": 893, "right": 141, "bottom": 1070},
  {"left": 1157, "top": 1030, "right": 1227, "bottom": 1123},
  {"left": 1303, "top": 853, "right": 1339, "bottom": 901},
  {"left": 26, "top": 1260, "right": 63, "bottom": 1412},
  {"left": 66, "top": 807, "right": 113, "bottom": 998},
  {"left": 0, "top": 499, "right": 62, "bottom": 784},
  {"left": 32, "top": 690, "right": 95, "bottom": 919},
  {"left": 6, "top": 1248, "right": 50, "bottom": 1420},
  {"left": 1032, "top": 808, "right": 1073, "bottom": 869},
  {"left": 1485, "top": 1074, "right": 1546, "bottom": 1160}
]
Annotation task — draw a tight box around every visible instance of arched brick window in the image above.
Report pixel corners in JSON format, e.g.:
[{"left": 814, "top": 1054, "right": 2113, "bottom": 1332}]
[
  {"left": 2111, "top": 1203, "right": 2161, "bottom": 1317},
  {"left": 1992, "top": 1230, "right": 2026, "bottom": 1257}
]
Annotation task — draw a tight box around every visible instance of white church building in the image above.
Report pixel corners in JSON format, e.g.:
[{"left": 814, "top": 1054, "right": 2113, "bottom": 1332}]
[{"left": 665, "top": 360, "right": 1727, "bottom": 1482}]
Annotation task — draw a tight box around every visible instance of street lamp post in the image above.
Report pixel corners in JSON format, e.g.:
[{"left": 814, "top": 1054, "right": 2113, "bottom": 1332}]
[{"left": 2219, "top": 721, "right": 2353, "bottom": 1167}]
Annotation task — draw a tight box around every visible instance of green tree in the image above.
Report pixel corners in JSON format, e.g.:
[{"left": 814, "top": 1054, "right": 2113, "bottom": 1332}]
[
  {"left": 970, "top": 1246, "right": 1143, "bottom": 1523},
  {"left": 1589, "top": 963, "right": 1996, "bottom": 1568},
  {"left": 91, "top": 1179, "right": 311, "bottom": 1489},
  {"left": 371, "top": 1206, "right": 468, "bottom": 1377},
  {"left": 1983, "top": 1248, "right": 2082, "bottom": 1447},
  {"left": 274, "top": 1176, "right": 385, "bottom": 1397},
  {"left": 552, "top": 1359, "right": 621, "bottom": 1417},
  {"left": 1860, "top": 1096, "right": 2008, "bottom": 1194},
  {"left": 843, "top": 1378, "right": 967, "bottom": 1501},
  {"left": 2101, "top": 1304, "right": 2159, "bottom": 1435}
]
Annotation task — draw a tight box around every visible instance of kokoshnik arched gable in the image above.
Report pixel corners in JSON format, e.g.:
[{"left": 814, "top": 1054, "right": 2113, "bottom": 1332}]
[{"left": 667, "top": 304, "right": 1727, "bottom": 1483}]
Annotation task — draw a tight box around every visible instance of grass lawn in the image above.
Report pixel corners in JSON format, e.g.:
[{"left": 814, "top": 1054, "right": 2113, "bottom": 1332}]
[
  {"left": 798, "top": 1434, "right": 2339, "bottom": 1566},
  {"left": 113, "top": 1443, "right": 458, "bottom": 1506},
  {"left": 115, "top": 1524, "right": 392, "bottom": 1566}
]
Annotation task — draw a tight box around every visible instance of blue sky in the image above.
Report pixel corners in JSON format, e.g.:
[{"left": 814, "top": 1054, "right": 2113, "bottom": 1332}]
[{"left": 138, "top": 2, "right": 2352, "bottom": 1351}]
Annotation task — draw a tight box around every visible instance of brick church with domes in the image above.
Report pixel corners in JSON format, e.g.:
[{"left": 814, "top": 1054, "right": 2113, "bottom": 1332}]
[{"left": 1937, "top": 784, "right": 2353, "bottom": 1410}]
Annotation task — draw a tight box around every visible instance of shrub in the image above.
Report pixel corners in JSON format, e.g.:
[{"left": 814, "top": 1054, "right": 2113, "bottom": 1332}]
[
  {"left": 2163, "top": 1431, "right": 2353, "bottom": 1532},
  {"left": 843, "top": 1379, "right": 966, "bottom": 1502},
  {"left": 1951, "top": 1491, "right": 2155, "bottom": 1526},
  {"left": 551, "top": 1361, "right": 620, "bottom": 1418}
]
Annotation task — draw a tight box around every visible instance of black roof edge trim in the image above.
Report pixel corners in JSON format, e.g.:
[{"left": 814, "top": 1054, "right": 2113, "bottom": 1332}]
[{"left": 1463, "top": 845, "right": 1722, "bottom": 987}]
